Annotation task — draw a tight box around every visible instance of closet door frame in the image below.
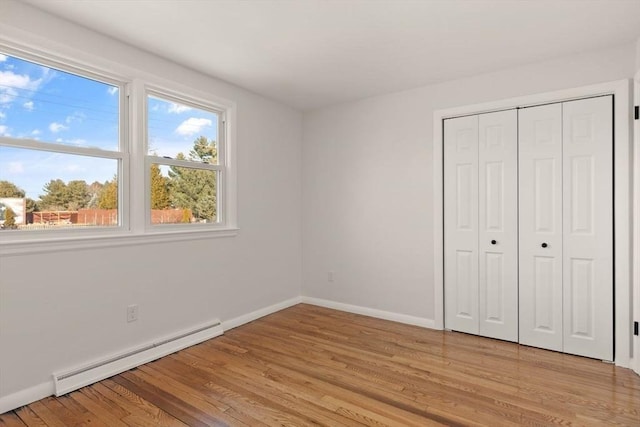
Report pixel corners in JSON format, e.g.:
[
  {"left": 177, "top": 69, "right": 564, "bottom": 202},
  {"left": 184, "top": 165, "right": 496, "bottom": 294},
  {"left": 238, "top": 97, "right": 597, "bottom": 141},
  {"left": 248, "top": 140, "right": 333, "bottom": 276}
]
[
  {"left": 633, "top": 70, "right": 640, "bottom": 376},
  {"left": 433, "top": 79, "right": 633, "bottom": 368}
]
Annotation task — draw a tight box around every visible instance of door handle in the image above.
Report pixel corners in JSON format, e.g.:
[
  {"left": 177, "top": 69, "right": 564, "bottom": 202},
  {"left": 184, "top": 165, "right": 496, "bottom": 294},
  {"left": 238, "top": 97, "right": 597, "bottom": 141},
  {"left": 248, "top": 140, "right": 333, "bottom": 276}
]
[
  {"left": 541, "top": 242, "right": 548, "bottom": 248},
  {"left": 491, "top": 240, "right": 497, "bottom": 245}
]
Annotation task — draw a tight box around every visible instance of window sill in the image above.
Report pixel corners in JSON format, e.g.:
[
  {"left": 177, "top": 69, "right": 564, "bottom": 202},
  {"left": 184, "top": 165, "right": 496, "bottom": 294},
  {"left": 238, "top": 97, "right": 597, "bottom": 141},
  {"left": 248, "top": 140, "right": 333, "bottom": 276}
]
[{"left": 0, "top": 227, "right": 239, "bottom": 257}]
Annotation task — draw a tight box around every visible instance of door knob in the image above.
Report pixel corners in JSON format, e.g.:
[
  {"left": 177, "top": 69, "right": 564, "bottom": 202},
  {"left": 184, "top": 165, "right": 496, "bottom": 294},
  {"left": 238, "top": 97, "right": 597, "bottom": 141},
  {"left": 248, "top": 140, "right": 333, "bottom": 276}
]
[
  {"left": 541, "top": 243, "right": 548, "bottom": 248},
  {"left": 491, "top": 240, "right": 497, "bottom": 245}
]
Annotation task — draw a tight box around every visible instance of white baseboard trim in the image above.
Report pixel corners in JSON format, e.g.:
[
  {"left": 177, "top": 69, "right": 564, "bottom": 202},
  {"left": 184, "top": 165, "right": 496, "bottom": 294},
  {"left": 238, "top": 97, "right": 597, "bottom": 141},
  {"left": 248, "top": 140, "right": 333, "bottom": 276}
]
[
  {"left": 0, "top": 319, "right": 224, "bottom": 414},
  {"left": 222, "top": 296, "right": 303, "bottom": 331},
  {"left": 53, "top": 320, "right": 224, "bottom": 397},
  {"left": 0, "top": 381, "right": 53, "bottom": 415},
  {"left": 301, "top": 296, "right": 437, "bottom": 329},
  {"left": 1, "top": 296, "right": 304, "bottom": 415}
]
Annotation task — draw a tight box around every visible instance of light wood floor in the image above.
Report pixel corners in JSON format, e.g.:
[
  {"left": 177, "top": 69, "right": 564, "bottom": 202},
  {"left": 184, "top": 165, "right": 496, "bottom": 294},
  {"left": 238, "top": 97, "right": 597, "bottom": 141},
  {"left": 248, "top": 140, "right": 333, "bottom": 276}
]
[{"left": 1, "top": 304, "right": 639, "bottom": 426}]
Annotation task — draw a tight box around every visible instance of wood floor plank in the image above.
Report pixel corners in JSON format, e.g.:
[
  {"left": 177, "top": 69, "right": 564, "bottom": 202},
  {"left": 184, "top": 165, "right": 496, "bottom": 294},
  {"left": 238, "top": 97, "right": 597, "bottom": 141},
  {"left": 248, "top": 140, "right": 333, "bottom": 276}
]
[
  {"left": 25, "top": 402, "right": 66, "bottom": 427},
  {"left": 13, "top": 407, "right": 46, "bottom": 427},
  {"left": 96, "top": 380, "right": 188, "bottom": 427},
  {"left": 1, "top": 303, "right": 639, "bottom": 426},
  {"left": 0, "top": 412, "right": 27, "bottom": 427}
]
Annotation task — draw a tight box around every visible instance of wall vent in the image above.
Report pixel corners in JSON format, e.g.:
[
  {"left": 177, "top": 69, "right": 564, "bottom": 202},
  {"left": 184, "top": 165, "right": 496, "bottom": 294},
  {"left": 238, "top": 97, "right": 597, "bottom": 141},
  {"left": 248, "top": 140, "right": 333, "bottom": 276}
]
[{"left": 53, "top": 320, "right": 223, "bottom": 396}]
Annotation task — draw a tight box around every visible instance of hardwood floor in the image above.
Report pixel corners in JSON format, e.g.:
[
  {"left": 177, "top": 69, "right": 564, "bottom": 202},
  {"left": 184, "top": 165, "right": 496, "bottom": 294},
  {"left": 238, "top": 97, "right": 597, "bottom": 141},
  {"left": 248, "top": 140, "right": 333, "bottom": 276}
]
[{"left": 2, "top": 304, "right": 639, "bottom": 426}]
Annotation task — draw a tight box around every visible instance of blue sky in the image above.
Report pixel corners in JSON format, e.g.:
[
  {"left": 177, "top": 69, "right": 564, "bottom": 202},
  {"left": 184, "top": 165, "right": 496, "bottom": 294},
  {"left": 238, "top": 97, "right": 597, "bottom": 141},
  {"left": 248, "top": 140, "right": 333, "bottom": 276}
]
[{"left": 0, "top": 52, "right": 218, "bottom": 200}]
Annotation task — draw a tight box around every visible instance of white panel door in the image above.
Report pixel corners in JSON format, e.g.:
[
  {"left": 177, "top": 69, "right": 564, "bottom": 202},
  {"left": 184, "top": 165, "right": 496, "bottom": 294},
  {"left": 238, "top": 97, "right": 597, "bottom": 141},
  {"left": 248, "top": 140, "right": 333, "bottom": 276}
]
[
  {"left": 444, "top": 115, "right": 479, "bottom": 335},
  {"left": 562, "top": 96, "right": 613, "bottom": 361},
  {"left": 478, "top": 110, "right": 518, "bottom": 342},
  {"left": 519, "top": 103, "right": 564, "bottom": 352}
]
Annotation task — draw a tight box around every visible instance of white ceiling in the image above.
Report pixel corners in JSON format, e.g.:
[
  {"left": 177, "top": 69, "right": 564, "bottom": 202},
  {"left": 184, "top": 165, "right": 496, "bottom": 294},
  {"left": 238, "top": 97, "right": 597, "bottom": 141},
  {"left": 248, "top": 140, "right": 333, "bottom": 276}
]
[{"left": 24, "top": 0, "right": 640, "bottom": 111}]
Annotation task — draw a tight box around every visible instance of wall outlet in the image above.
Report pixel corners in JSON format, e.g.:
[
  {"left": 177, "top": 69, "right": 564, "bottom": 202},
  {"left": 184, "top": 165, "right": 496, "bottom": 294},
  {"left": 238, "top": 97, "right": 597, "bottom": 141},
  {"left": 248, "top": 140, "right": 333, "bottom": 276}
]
[
  {"left": 127, "top": 304, "right": 139, "bottom": 323},
  {"left": 328, "top": 271, "right": 334, "bottom": 282}
]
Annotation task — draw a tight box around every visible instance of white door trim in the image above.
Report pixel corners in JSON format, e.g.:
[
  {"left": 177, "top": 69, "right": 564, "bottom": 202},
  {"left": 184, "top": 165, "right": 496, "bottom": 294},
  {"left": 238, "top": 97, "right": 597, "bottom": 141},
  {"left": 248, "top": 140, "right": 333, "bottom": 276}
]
[
  {"left": 433, "top": 79, "right": 632, "bottom": 368},
  {"left": 633, "top": 70, "right": 640, "bottom": 375}
]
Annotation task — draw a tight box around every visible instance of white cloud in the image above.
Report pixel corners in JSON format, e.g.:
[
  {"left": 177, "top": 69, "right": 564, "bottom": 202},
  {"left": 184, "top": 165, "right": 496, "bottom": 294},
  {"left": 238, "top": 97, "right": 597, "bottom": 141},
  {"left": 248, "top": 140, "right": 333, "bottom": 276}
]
[
  {"left": 23, "top": 101, "right": 34, "bottom": 111},
  {"left": 31, "top": 129, "right": 41, "bottom": 136},
  {"left": 65, "top": 111, "right": 85, "bottom": 124},
  {"left": 0, "top": 124, "right": 8, "bottom": 135},
  {"left": 55, "top": 138, "right": 63, "bottom": 143},
  {"left": 8, "top": 161, "right": 24, "bottom": 174},
  {"left": 168, "top": 103, "right": 191, "bottom": 114},
  {"left": 107, "top": 86, "right": 118, "bottom": 96},
  {"left": 0, "top": 111, "right": 5, "bottom": 119},
  {"left": 68, "top": 138, "right": 87, "bottom": 146},
  {"left": 175, "top": 117, "right": 212, "bottom": 136},
  {"left": 0, "top": 54, "right": 6, "bottom": 62},
  {"left": 49, "top": 122, "right": 68, "bottom": 133},
  {"left": 0, "top": 70, "right": 45, "bottom": 105}
]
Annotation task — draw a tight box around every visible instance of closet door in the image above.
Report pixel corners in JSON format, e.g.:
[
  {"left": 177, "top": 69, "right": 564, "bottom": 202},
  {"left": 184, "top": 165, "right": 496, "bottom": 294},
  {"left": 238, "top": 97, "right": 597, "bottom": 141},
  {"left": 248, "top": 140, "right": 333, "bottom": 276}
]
[
  {"left": 444, "top": 115, "right": 479, "bottom": 335},
  {"left": 562, "top": 96, "right": 613, "bottom": 361},
  {"left": 518, "top": 103, "right": 564, "bottom": 352},
  {"left": 478, "top": 110, "right": 518, "bottom": 342}
]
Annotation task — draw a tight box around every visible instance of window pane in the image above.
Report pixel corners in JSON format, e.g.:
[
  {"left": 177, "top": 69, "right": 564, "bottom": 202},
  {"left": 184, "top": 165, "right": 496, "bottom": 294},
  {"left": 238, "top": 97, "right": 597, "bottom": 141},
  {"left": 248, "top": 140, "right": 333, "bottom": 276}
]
[
  {"left": 147, "top": 95, "right": 219, "bottom": 164},
  {"left": 0, "top": 146, "right": 119, "bottom": 230},
  {"left": 0, "top": 52, "right": 119, "bottom": 151},
  {"left": 150, "top": 164, "right": 217, "bottom": 225}
]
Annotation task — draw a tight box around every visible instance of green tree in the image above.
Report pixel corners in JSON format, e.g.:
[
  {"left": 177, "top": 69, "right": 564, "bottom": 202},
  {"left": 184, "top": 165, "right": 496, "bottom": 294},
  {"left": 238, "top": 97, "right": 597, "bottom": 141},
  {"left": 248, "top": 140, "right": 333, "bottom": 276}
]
[
  {"left": 25, "top": 198, "right": 38, "bottom": 213},
  {"left": 3, "top": 207, "right": 16, "bottom": 229},
  {"left": 190, "top": 136, "right": 217, "bottom": 164},
  {"left": 97, "top": 178, "right": 117, "bottom": 209},
  {"left": 168, "top": 136, "right": 218, "bottom": 222},
  {"left": 0, "top": 180, "right": 36, "bottom": 212},
  {"left": 66, "top": 180, "right": 91, "bottom": 210},
  {"left": 150, "top": 164, "right": 170, "bottom": 209},
  {"left": 39, "top": 179, "right": 69, "bottom": 210},
  {"left": 0, "top": 180, "right": 26, "bottom": 198}
]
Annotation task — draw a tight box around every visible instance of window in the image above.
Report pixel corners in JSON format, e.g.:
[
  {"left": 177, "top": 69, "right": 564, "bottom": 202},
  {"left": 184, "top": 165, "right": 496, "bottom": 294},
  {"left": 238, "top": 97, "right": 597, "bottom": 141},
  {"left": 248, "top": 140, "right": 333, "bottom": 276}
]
[
  {"left": 0, "top": 51, "right": 125, "bottom": 232},
  {"left": 146, "top": 92, "right": 224, "bottom": 226},
  {"left": 0, "top": 44, "right": 236, "bottom": 247}
]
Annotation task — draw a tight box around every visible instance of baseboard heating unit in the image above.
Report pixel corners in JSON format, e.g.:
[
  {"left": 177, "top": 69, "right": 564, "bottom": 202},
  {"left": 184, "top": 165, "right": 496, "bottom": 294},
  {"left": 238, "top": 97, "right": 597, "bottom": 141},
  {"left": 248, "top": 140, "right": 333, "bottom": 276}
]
[{"left": 53, "top": 320, "right": 223, "bottom": 396}]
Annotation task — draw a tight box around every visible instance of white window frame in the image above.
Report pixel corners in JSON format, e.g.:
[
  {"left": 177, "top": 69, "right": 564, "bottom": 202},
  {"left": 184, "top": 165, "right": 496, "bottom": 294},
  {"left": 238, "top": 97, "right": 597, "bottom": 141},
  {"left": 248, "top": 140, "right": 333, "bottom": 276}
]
[
  {"left": 145, "top": 86, "right": 227, "bottom": 231},
  {"left": 0, "top": 42, "right": 238, "bottom": 256},
  {"left": 0, "top": 45, "right": 130, "bottom": 242}
]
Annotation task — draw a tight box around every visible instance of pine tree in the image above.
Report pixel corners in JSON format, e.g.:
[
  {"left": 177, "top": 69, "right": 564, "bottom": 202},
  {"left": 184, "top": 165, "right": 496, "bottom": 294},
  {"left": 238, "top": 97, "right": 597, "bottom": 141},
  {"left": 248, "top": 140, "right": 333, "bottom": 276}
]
[
  {"left": 3, "top": 207, "right": 16, "bottom": 229},
  {"left": 150, "top": 164, "right": 171, "bottom": 209},
  {"left": 97, "top": 178, "right": 118, "bottom": 209},
  {"left": 168, "top": 137, "right": 218, "bottom": 222},
  {"left": 0, "top": 181, "right": 26, "bottom": 198},
  {"left": 66, "top": 180, "right": 91, "bottom": 210},
  {"left": 39, "top": 179, "right": 69, "bottom": 210}
]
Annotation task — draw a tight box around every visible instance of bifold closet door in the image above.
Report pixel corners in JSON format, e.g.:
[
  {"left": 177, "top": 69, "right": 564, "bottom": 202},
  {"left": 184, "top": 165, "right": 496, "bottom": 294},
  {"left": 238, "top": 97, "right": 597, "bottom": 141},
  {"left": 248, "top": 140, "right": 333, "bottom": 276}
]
[
  {"left": 444, "top": 111, "right": 518, "bottom": 341},
  {"left": 444, "top": 115, "right": 479, "bottom": 335},
  {"left": 478, "top": 110, "right": 518, "bottom": 342},
  {"left": 562, "top": 96, "right": 613, "bottom": 361},
  {"left": 518, "top": 103, "right": 564, "bottom": 352},
  {"left": 519, "top": 96, "right": 613, "bottom": 360}
]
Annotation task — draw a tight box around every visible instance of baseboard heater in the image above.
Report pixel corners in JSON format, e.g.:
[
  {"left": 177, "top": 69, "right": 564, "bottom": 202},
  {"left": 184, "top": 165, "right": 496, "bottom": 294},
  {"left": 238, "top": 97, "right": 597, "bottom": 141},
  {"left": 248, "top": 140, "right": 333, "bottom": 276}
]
[{"left": 53, "top": 320, "right": 223, "bottom": 396}]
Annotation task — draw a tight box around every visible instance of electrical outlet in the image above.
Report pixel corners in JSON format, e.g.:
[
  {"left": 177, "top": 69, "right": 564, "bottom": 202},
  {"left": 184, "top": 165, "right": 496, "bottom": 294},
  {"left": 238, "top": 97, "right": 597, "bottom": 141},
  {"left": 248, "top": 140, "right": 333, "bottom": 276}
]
[
  {"left": 328, "top": 271, "right": 334, "bottom": 282},
  {"left": 127, "top": 304, "right": 139, "bottom": 323}
]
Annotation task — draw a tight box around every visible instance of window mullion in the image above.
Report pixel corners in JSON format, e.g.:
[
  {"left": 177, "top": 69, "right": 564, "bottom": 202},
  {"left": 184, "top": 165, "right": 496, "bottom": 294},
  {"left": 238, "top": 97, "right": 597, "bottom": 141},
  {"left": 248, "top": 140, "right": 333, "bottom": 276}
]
[{"left": 129, "top": 79, "right": 147, "bottom": 234}]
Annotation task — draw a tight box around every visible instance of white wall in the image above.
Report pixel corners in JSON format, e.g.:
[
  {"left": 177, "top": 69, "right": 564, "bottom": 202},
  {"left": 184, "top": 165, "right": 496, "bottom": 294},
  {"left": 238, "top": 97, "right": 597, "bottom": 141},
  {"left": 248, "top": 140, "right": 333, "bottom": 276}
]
[
  {"left": 0, "top": 1, "right": 302, "bottom": 402},
  {"left": 302, "top": 43, "right": 636, "bottom": 322}
]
